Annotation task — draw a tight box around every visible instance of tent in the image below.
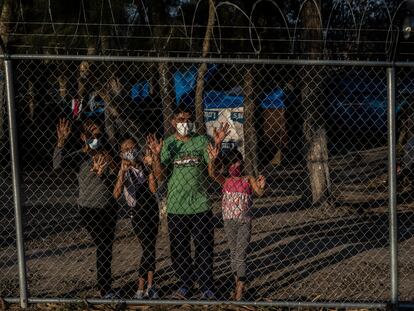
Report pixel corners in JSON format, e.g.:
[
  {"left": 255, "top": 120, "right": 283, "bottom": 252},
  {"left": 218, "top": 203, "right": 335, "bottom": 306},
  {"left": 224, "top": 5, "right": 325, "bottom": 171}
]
[{"left": 203, "top": 87, "right": 287, "bottom": 157}]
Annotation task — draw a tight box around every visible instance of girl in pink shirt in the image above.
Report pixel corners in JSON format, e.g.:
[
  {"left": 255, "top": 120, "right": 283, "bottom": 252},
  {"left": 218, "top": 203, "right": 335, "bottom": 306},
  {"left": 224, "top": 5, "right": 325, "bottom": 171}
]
[{"left": 208, "top": 145, "right": 266, "bottom": 301}]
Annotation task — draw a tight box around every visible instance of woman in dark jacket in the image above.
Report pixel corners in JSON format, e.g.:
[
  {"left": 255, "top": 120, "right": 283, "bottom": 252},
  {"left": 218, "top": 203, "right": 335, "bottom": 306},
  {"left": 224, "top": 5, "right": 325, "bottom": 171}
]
[{"left": 53, "top": 118, "right": 118, "bottom": 298}]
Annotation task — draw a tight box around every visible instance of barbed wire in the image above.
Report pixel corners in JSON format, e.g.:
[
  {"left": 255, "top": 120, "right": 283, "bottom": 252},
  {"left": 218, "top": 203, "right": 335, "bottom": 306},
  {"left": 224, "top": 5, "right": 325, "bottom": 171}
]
[
  {"left": 8, "top": 44, "right": 399, "bottom": 57},
  {"left": 9, "top": 32, "right": 403, "bottom": 46},
  {"left": 2, "top": 0, "right": 411, "bottom": 59},
  {"left": 3, "top": 22, "right": 402, "bottom": 31}
]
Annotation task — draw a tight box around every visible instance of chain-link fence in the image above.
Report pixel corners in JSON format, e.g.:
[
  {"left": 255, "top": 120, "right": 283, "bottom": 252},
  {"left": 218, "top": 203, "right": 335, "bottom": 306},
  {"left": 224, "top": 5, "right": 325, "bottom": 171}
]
[
  {"left": 0, "top": 73, "right": 19, "bottom": 298},
  {"left": 1, "top": 55, "right": 413, "bottom": 309}
]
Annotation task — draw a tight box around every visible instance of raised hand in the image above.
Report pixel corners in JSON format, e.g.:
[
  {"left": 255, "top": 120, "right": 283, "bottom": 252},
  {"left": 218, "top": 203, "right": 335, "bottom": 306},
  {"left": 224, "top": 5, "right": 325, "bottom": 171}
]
[
  {"left": 147, "top": 134, "right": 163, "bottom": 156},
  {"left": 56, "top": 118, "right": 71, "bottom": 148},
  {"left": 91, "top": 153, "right": 108, "bottom": 176},
  {"left": 213, "top": 122, "right": 230, "bottom": 146},
  {"left": 207, "top": 143, "right": 220, "bottom": 161},
  {"left": 119, "top": 159, "right": 132, "bottom": 174},
  {"left": 143, "top": 148, "right": 153, "bottom": 166},
  {"left": 257, "top": 175, "right": 266, "bottom": 190}
]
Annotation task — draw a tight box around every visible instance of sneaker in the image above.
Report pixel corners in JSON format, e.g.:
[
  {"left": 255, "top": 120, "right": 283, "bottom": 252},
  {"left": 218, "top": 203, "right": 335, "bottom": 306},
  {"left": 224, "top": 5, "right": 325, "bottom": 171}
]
[
  {"left": 133, "top": 289, "right": 145, "bottom": 299},
  {"left": 146, "top": 286, "right": 159, "bottom": 299},
  {"left": 102, "top": 290, "right": 120, "bottom": 300},
  {"left": 171, "top": 286, "right": 189, "bottom": 300},
  {"left": 200, "top": 289, "right": 216, "bottom": 300}
]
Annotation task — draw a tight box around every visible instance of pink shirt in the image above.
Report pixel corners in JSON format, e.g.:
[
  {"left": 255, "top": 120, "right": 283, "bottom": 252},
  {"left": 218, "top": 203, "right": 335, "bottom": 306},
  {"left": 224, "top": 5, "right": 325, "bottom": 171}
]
[{"left": 222, "top": 177, "right": 253, "bottom": 222}]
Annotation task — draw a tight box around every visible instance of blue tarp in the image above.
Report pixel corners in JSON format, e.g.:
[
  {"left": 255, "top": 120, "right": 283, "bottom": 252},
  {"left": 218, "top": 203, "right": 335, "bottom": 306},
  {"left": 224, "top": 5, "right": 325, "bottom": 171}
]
[
  {"left": 261, "top": 89, "right": 286, "bottom": 109},
  {"left": 203, "top": 90, "right": 244, "bottom": 109},
  {"left": 174, "top": 67, "right": 197, "bottom": 104},
  {"left": 129, "top": 64, "right": 286, "bottom": 110},
  {"left": 174, "top": 64, "right": 218, "bottom": 104},
  {"left": 327, "top": 75, "right": 413, "bottom": 132},
  {"left": 131, "top": 80, "right": 150, "bottom": 100},
  {"left": 330, "top": 76, "right": 411, "bottom": 114},
  {"left": 130, "top": 65, "right": 219, "bottom": 105},
  {"left": 203, "top": 88, "right": 286, "bottom": 109}
]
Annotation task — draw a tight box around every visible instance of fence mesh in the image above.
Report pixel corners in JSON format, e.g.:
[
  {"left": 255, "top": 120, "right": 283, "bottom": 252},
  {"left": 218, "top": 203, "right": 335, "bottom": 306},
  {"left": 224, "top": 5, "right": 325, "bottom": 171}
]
[
  {"left": 1, "top": 58, "right": 413, "bottom": 303},
  {"left": 0, "top": 97, "right": 19, "bottom": 297},
  {"left": 396, "top": 66, "right": 414, "bottom": 302}
]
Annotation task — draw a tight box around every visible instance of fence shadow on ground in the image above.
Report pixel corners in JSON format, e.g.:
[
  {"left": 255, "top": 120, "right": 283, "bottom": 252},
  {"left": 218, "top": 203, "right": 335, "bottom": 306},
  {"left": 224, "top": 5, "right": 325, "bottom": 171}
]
[{"left": 4, "top": 193, "right": 413, "bottom": 301}]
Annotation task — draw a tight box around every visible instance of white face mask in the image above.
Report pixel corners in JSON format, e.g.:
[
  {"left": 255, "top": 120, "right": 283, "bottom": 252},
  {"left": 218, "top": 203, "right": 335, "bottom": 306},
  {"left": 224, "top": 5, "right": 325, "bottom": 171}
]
[
  {"left": 87, "top": 138, "right": 100, "bottom": 150},
  {"left": 122, "top": 148, "right": 139, "bottom": 161},
  {"left": 176, "top": 122, "right": 194, "bottom": 136}
]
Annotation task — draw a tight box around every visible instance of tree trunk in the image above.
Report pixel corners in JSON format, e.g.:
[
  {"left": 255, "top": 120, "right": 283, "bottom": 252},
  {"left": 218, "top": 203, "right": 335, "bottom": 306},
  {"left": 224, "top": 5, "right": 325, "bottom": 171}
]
[
  {"left": 301, "top": 0, "right": 331, "bottom": 206},
  {"left": 397, "top": 101, "right": 414, "bottom": 153},
  {"left": 194, "top": 0, "right": 215, "bottom": 134},
  {"left": 0, "top": 0, "right": 12, "bottom": 49},
  {"left": 78, "top": 44, "right": 96, "bottom": 99},
  {"left": 149, "top": 0, "right": 174, "bottom": 135},
  {"left": 158, "top": 62, "right": 175, "bottom": 135},
  {"left": 243, "top": 66, "right": 258, "bottom": 176},
  {"left": 303, "top": 75, "right": 331, "bottom": 205}
]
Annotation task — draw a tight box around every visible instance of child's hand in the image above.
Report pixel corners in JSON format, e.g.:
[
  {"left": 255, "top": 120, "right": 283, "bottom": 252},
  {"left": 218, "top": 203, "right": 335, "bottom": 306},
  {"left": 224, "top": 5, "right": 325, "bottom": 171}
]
[
  {"left": 257, "top": 175, "right": 266, "bottom": 190},
  {"left": 119, "top": 159, "right": 131, "bottom": 174},
  {"left": 207, "top": 143, "right": 220, "bottom": 161},
  {"left": 143, "top": 148, "right": 153, "bottom": 166},
  {"left": 147, "top": 134, "right": 163, "bottom": 156},
  {"left": 213, "top": 122, "right": 230, "bottom": 146}
]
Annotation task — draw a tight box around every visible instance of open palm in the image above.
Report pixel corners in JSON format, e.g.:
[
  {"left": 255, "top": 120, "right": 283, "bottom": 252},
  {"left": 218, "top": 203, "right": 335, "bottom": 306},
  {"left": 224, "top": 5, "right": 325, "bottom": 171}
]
[
  {"left": 147, "top": 134, "right": 163, "bottom": 156},
  {"left": 56, "top": 118, "right": 71, "bottom": 147},
  {"left": 213, "top": 122, "right": 230, "bottom": 145},
  {"left": 207, "top": 143, "right": 220, "bottom": 161},
  {"left": 91, "top": 154, "right": 108, "bottom": 176}
]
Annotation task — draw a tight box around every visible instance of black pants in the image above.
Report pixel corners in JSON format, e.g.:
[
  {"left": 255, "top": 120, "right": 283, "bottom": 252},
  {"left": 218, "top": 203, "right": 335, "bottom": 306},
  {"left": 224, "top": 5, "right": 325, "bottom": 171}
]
[
  {"left": 80, "top": 206, "right": 117, "bottom": 295},
  {"left": 130, "top": 202, "right": 160, "bottom": 278},
  {"left": 167, "top": 210, "right": 214, "bottom": 292}
]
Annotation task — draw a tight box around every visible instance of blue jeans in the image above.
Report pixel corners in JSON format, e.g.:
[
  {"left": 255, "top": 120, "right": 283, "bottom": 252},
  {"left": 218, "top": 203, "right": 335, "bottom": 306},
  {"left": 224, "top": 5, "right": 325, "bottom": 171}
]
[{"left": 167, "top": 210, "right": 214, "bottom": 292}]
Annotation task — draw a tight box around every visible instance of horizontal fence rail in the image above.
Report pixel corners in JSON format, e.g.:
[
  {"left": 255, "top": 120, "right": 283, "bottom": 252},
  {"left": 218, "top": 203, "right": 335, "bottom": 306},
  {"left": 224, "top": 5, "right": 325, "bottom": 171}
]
[
  {"left": 0, "top": 54, "right": 414, "bottom": 310},
  {"left": 0, "top": 54, "right": 414, "bottom": 67}
]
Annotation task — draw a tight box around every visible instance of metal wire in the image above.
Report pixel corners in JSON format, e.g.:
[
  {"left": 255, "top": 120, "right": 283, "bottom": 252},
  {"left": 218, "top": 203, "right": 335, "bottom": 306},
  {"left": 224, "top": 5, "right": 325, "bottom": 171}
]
[{"left": 0, "top": 55, "right": 413, "bottom": 309}]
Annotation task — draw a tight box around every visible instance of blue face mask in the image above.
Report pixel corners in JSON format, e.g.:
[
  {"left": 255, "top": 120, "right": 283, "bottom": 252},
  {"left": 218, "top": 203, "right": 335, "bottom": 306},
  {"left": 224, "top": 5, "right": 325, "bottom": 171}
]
[{"left": 87, "top": 138, "right": 100, "bottom": 150}]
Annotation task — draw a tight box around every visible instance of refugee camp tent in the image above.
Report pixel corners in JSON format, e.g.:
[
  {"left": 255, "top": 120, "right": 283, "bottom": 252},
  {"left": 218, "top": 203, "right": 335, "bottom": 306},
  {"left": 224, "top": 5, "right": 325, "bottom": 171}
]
[
  {"left": 326, "top": 69, "right": 414, "bottom": 152},
  {"left": 203, "top": 88, "right": 246, "bottom": 154}
]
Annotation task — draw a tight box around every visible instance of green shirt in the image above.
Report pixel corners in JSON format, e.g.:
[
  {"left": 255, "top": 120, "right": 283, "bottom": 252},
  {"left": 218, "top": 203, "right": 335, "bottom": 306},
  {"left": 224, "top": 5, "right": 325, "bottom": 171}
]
[{"left": 161, "top": 134, "right": 210, "bottom": 215}]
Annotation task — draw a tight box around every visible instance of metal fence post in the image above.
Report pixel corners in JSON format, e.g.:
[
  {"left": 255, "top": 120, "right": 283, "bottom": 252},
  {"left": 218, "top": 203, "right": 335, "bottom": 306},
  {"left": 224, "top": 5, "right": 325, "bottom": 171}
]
[
  {"left": 4, "top": 58, "right": 28, "bottom": 308},
  {"left": 387, "top": 66, "right": 398, "bottom": 309}
]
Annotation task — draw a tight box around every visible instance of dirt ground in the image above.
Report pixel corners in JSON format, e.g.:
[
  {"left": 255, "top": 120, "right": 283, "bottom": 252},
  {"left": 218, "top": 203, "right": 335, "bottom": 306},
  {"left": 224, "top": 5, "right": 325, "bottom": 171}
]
[
  {"left": 3, "top": 302, "right": 387, "bottom": 311},
  {"left": 1, "top": 146, "right": 414, "bottom": 305}
]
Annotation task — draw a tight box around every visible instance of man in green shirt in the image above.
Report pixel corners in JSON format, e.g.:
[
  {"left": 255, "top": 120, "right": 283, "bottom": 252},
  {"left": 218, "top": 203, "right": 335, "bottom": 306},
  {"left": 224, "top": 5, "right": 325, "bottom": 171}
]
[{"left": 149, "top": 105, "right": 228, "bottom": 299}]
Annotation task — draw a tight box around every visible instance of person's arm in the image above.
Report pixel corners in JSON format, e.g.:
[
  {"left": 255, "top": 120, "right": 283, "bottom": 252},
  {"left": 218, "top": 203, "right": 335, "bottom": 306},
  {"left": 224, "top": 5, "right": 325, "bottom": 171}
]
[
  {"left": 249, "top": 175, "right": 266, "bottom": 196},
  {"left": 113, "top": 160, "right": 130, "bottom": 199},
  {"left": 152, "top": 153, "right": 164, "bottom": 183},
  {"left": 207, "top": 143, "right": 226, "bottom": 185},
  {"left": 208, "top": 158, "right": 226, "bottom": 185},
  {"left": 53, "top": 118, "right": 72, "bottom": 170},
  {"left": 148, "top": 134, "right": 165, "bottom": 183},
  {"left": 53, "top": 147, "right": 65, "bottom": 170},
  {"left": 143, "top": 148, "right": 158, "bottom": 194},
  {"left": 148, "top": 172, "right": 157, "bottom": 194}
]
